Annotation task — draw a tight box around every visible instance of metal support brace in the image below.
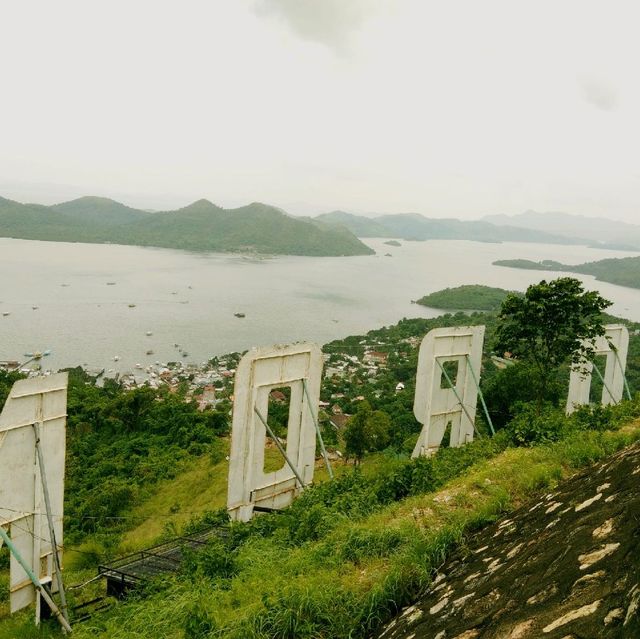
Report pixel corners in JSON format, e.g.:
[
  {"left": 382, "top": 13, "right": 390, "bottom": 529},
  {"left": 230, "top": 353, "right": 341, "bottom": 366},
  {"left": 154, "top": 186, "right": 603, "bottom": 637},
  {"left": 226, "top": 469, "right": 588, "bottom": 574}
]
[
  {"left": 253, "top": 406, "right": 306, "bottom": 489},
  {"left": 464, "top": 355, "right": 495, "bottom": 436},
  {"left": 0, "top": 527, "right": 72, "bottom": 634},
  {"left": 612, "top": 348, "right": 633, "bottom": 401},
  {"left": 592, "top": 362, "right": 618, "bottom": 405},
  {"left": 302, "top": 379, "right": 333, "bottom": 479},
  {"left": 435, "top": 358, "right": 480, "bottom": 437},
  {"left": 33, "top": 421, "right": 69, "bottom": 625}
]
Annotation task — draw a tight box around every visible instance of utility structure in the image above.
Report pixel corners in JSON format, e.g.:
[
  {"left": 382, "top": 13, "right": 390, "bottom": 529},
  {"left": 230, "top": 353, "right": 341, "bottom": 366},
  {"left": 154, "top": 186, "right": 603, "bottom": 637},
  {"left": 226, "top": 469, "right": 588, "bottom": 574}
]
[
  {"left": 566, "top": 324, "right": 631, "bottom": 414},
  {"left": 412, "top": 326, "right": 487, "bottom": 458},
  {"left": 0, "top": 373, "right": 70, "bottom": 632},
  {"left": 227, "top": 343, "right": 326, "bottom": 522}
]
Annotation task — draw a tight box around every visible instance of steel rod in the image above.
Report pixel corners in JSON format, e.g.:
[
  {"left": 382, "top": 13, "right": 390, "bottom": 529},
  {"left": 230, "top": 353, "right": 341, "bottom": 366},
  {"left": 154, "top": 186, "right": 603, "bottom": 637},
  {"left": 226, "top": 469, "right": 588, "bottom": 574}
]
[
  {"left": 0, "top": 526, "right": 72, "bottom": 634},
  {"left": 612, "top": 348, "right": 633, "bottom": 400},
  {"left": 33, "top": 420, "right": 69, "bottom": 624},
  {"left": 436, "top": 358, "right": 480, "bottom": 437},
  {"left": 464, "top": 355, "right": 495, "bottom": 436},
  {"left": 253, "top": 406, "right": 306, "bottom": 489},
  {"left": 592, "top": 362, "right": 618, "bottom": 405},
  {"left": 302, "top": 379, "right": 333, "bottom": 479}
]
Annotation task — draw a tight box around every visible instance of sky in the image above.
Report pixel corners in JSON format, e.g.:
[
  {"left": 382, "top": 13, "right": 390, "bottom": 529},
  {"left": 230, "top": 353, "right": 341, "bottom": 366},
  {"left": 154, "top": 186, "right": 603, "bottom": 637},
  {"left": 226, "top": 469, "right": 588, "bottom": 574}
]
[{"left": 1, "top": 0, "right": 639, "bottom": 221}]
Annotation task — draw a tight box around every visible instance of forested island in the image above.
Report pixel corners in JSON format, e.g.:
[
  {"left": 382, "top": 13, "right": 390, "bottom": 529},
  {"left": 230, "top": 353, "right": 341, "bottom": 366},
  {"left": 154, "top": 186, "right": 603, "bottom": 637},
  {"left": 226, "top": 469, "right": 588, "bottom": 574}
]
[
  {"left": 416, "top": 284, "right": 514, "bottom": 310},
  {"left": 494, "top": 256, "right": 640, "bottom": 290},
  {"left": 0, "top": 196, "right": 373, "bottom": 257}
]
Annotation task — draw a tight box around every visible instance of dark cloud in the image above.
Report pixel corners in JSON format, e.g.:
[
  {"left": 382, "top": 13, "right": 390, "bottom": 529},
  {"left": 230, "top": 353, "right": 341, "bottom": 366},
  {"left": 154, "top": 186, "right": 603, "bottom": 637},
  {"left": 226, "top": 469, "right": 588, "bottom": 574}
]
[
  {"left": 579, "top": 75, "right": 618, "bottom": 111},
  {"left": 256, "top": 0, "right": 378, "bottom": 54}
]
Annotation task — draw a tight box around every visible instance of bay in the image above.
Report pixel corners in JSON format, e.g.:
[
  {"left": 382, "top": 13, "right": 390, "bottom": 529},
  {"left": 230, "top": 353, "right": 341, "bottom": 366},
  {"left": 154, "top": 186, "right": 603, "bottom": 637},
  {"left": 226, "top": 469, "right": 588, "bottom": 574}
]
[{"left": 1, "top": 237, "right": 639, "bottom": 373}]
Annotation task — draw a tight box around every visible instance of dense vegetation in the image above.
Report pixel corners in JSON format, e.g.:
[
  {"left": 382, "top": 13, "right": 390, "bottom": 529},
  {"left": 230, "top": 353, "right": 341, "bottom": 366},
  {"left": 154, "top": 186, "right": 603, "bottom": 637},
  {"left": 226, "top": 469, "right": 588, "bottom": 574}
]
[
  {"left": 416, "top": 284, "right": 514, "bottom": 310},
  {"left": 494, "top": 255, "right": 640, "bottom": 290},
  {"left": 316, "top": 210, "right": 585, "bottom": 244},
  {"left": 2, "top": 280, "right": 640, "bottom": 637},
  {"left": 0, "top": 196, "right": 373, "bottom": 257}
]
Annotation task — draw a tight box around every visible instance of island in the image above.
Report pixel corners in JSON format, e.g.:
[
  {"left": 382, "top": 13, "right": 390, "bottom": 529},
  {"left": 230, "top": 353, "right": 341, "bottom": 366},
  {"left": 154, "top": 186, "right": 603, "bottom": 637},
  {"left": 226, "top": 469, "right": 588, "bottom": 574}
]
[
  {"left": 415, "top": 284, "right": 515, "bottom": 311},
  {"left": 493, "top": 256, "right": 640, "bottom": 290}
]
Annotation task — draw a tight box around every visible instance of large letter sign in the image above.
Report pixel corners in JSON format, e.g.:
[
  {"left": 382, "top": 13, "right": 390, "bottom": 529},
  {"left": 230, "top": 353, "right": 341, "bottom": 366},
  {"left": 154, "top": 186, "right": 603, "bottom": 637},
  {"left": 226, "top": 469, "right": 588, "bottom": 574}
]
[
  {"left": 0, "top": 373, "right": 67, "bottom": 623},
  {"left": 227, "top": 343, "right": 323, "bottom": 522},
  {"left": 412, "top": 326, "right": 485, "bottom": 458},
  {"left": 566, "top": 324, "right": 629, "bottom": 414}
]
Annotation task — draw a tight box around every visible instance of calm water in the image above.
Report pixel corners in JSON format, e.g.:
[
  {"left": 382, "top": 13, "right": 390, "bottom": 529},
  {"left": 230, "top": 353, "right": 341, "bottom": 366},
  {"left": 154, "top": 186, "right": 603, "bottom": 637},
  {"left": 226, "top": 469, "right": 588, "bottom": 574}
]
[{"left": 1, "top": 237, "right": 639, "bottom": 373}]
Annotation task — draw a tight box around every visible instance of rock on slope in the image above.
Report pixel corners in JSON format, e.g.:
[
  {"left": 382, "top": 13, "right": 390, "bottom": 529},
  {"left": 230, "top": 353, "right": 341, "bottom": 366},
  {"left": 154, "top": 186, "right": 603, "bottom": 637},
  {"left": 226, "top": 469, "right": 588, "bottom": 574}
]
[{"left": 376, "top": 443, "right": 640, "bottom": 639}]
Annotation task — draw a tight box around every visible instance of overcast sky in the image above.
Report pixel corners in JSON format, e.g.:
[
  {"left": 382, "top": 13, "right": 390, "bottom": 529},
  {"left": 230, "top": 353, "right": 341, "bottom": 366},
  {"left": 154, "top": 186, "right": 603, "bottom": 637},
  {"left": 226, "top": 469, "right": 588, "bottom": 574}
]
[{"left": 1, "top": 0, "right": 639, "bottom": 221}]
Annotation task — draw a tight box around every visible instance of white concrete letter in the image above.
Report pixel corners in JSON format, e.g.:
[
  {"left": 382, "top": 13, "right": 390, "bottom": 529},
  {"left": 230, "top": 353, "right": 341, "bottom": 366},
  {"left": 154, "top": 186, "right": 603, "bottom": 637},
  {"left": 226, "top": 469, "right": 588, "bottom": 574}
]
[
  {"left": 412, "top": 326, "right": 485, "bottom": 458},
  {"left": 227, "top": 343, "right": 323, "bottom": 522},
  {"left": 566, "top": 325, "right": 629, "bottom": 414}
]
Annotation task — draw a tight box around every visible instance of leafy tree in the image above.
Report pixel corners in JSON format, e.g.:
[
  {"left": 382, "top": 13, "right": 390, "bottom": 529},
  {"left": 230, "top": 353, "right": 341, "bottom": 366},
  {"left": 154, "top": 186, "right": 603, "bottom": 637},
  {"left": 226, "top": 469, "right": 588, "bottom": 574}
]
[
  {"left": 494, "top": 277, "right": 611, "bottom": 408},
  {"left": 344, "top": 402, "right": 391, "bottom": 464}
]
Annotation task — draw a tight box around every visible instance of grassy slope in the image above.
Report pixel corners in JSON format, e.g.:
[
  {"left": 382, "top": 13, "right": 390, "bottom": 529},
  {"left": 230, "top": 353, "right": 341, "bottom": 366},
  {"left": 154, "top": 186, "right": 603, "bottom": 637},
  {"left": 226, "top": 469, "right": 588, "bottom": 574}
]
[
  {"left": 120, "top": 446, "right": 354, "bottom": 549},
  {"left": 3, "top": 420, "right": 639, "bottom": 639}
]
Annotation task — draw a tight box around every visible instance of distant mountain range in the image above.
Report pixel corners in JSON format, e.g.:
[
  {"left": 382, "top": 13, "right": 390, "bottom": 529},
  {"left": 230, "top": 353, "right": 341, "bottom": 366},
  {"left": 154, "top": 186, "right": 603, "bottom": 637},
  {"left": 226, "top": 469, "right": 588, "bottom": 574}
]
[
  {"left": 483, "top": 210, "right": 640, "bottom": 251},
  {"left": 3, "top": 196, "right": 636, "bottom": 256},
  {"left": 0, "top": 196, "right": 373, "bottom": 257},
  {"left": 314, "top": 211, "right": 587, "bottom": 245}
]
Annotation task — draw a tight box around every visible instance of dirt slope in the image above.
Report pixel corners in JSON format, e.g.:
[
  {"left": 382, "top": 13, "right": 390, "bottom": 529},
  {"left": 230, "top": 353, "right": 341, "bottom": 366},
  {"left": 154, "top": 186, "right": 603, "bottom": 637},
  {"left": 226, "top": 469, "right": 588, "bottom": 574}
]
[{"left": 376, "top": 443, "right": 640, "bottom": 639}]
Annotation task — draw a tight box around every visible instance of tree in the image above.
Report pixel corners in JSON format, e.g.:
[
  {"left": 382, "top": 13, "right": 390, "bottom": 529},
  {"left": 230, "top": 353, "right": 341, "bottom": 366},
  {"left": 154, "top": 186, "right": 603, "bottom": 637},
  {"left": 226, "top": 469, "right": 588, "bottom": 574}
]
[
  {"left": 343, "top": 401, "right": 391, "bottom": 465},
  {"left": 494, "top": 277, "right": 611, "bottom": 408}
]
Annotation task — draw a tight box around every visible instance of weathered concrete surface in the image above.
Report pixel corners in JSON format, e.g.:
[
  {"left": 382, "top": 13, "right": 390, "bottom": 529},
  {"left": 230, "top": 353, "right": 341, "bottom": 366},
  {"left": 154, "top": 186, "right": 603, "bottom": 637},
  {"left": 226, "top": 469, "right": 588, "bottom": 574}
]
[{"left": 375, "top": 443, "right": 640, "bottom": 639}]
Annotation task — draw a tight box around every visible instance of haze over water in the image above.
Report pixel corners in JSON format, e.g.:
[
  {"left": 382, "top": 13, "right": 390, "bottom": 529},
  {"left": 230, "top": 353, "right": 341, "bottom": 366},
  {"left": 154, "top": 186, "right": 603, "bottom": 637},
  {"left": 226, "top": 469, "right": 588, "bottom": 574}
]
[{"left": 1, "top": 237, "right": 639, "bottom": 373}]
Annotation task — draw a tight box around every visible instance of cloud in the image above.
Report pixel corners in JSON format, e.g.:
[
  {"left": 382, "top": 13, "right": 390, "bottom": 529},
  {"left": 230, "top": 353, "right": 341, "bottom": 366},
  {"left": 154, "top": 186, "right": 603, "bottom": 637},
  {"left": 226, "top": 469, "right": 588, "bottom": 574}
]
[
  {"left": 255, "top": 0, "right": 379, "bottom": 54},
  {"left": 579, "top": 75, "right": 618, "bottom": 111}
]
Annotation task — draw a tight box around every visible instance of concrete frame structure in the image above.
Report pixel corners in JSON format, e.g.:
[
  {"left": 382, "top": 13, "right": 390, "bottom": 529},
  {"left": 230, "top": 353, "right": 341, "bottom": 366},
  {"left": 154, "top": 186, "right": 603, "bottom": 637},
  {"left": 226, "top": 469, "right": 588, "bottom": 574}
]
[
  {"left": 412, "top": 326, "right": 485, "bottom": 458},
  {"left": 0, "top": 373, "right": 67, "bottom": 621},
  {"left": 227, "top": 343, "right": 323, "bottom": 522},
  {"left": 566, "top": 325, "right": 629, "bottom": 414}
]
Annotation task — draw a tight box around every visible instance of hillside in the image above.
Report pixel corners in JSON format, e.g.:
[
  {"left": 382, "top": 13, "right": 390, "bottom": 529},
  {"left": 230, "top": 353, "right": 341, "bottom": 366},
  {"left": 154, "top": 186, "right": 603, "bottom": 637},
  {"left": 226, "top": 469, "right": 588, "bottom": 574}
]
[
  {"left": 0, "top": 196, "right": 373, "bottom": 256},
  {"left": 315, "top": 211, "right": 585, "bottom": 245},
  {"left": 2, "top": 308, "right": 640, "bottom": 637},
  {"left": 52, "top": 196, "right": 150, "bottom": 226},
  {"left": 494, "top": 256, "right": 640, "bottom": 290},
  {"left": 485, "top": 210, "right": 640, "bottom": 251},
  {"left": 378, "top": 441, "right": 640, "bottom": 638}
]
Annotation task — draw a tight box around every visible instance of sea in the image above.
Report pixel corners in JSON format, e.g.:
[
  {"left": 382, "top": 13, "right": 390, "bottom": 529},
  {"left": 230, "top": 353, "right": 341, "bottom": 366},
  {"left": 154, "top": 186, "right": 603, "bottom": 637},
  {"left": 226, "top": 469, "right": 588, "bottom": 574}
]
[{"left": 1, "top": 237, "right": 639, "bottom": 374}]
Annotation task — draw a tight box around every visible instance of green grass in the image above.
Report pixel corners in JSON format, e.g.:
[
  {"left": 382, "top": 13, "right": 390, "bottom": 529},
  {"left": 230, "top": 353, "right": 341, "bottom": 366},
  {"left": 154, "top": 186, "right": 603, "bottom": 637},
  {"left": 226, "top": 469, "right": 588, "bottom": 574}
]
[{"left": 4, "top": 418, "right": 639, "bottom": 639}]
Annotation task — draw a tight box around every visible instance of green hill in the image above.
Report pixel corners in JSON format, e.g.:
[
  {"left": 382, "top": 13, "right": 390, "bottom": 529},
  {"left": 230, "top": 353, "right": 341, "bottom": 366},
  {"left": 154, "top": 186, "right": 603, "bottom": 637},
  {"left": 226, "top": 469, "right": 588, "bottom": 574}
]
[
  {"left": 52, "top": 196, "right": 150, "bottom": 226},
  {"left": 494, "top": 256, "right": 640, "bottom": 290},
  {"left": 316, "top": 210, "right": 586, "bottom": 245},
  {"left": 0, "top": 196, "right": 373, "bottom": 256}
]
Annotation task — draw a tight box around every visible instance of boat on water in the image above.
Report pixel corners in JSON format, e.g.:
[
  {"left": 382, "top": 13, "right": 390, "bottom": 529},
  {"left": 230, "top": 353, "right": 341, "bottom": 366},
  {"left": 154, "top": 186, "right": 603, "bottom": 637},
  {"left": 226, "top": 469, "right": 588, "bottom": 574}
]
[
  {"left": 146, "top": 350, "right": 154, "bottom": 355},
  {"left": 182, "top": 351, "right": 189, "bottom": 357},
  {"left": 128, "top": 303, "right": 136, "bottom": 308},
  {"left": 32, "top": 306, "right": 39, "bottom": 310},
  {"left": 234, "top": 312, "right": 246, "bottom": 318},
  {"left": 2, "top": 312, "right": 10, "bottom": 317},
  {"left": 107, "top": 282, "right": 116, "bottom": 285},
  {"left": 146, "top": 331, "right": 153, "bottom": 336},
  {"left": 113, "top": 355, "right": 120, "bottom": 361}
]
